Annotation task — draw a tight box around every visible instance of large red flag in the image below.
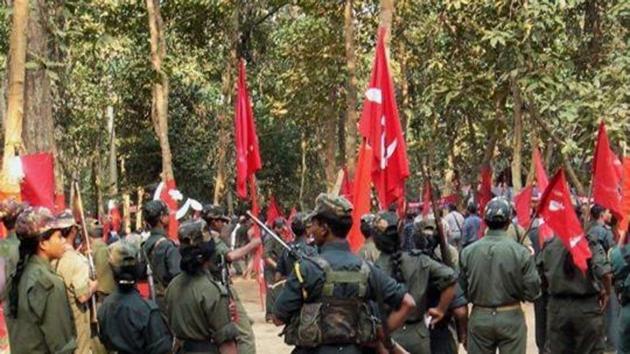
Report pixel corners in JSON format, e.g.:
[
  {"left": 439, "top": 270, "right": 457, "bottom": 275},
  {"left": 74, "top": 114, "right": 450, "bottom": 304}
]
[
  {"left": 348, "top": 143, "right": 374, "bottom": 252},
  {"left": 265, "top": 196, "right": 282, "bottom": 226},
  {"left": 358, "top": 28, "right": 409, "bottom": 208},
  {"left": 514, "top": 185, "right": 533, "bottom": 228},
  {"left": 537, "top": 169, "right": 592, "bottom": 273},
  {"left": 533, "top": 147, "right": 549, "bottom": 190},
  {"left": 20, "top": 153, "right": 55, "bottom": 209},
  {"left": 235, "top": 60, "right": 262, "bottom": 200},
  {"left": 618, "top": 157, "right": 630, "bottom": 237},
  {"left": 477, "top": 164, "right": 492, "bottom": 213},
  {"left": 592, "top": 121, "right": 621, "bottom": 217},
  {"left": 340, "top": 167, "right": 353, "bottom": 201}
]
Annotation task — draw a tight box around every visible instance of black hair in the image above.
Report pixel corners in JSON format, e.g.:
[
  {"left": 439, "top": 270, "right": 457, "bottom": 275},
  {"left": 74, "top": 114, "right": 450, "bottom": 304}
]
[
  {"left": 360, "top": 221, "right": 372, "bottom": 239},
  {"left": 590, "top": 204, "right": 605, "bottom": 220},
  {"left": 180, "top": 239, "right": 215, "bottom": 275},
  {"left": 485, "top": 219, "right": 510, "bottom": 230},
  {"left": 291, "top": 221, "right": 306, "bottom": 238},
  {"left": 447, "top": 203, "right": 458, "bottom": 212},
  {"left": 313, "top": 212, "right": 352, "bottom": 238},
  {"left": 3, "top": 215, "right": 19, "bottom": 231},
  {"left": 113, "top": 265, "right": 142, "bottom": 292},
  {"left": 8, "top": 230, "right": 55, "bottom": 318},
  {"left": 372, "top": 226, "right": 404, "bottom": 283},
  {"left": 467, "top": 203, "right": 478, "bottom": 214}
]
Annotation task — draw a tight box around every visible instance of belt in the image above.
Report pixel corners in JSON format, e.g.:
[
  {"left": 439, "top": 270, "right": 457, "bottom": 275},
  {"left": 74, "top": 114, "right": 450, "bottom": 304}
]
[
  {"left": 181, "top": 339, "right": 216, "bottom": 352},
  {"left": 550, "top": 293, "right": 598, "bottom": 300},
  {"left": 473, "top": 303, "right": 521, "bottom": 312}
]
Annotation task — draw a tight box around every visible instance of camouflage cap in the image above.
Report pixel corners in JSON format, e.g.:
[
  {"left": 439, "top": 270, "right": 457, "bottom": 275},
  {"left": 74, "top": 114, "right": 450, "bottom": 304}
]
[
  {"left": 308, "top": 193, "right": 353, "bottom": 220},
  {"left": 15, "top": 207, "right": 56, "bottom": 240},
  {"left": 417, "top": 216, "right": 437, "bottom": 230},
  {"left": 50, "top": 209, "right": 77, "bottom": 230},
  {"left": 360, "top": 213, "right": 377, "bottom": 225},
  {"left": 178, "top": 219, "right": 210, "bottom": 247},
  {"left": 85, "top": 217, "right": 103, "bottom": 238},
  {"left": 143, "top": 200, "right": 169, "bottom": 221},
  {"left": 0, "top": 199, "right": 27, "bottom": 221},
  {"left": 108, "top": 241, "right": 139, "bottom": 269},
  {"left": 373, "top": 211, "right": 399, "bottom": 236},
  {"left": 483, "top": 197, "right": 512, "bottom": 223},
  {"left": 201, "top": 204, "right": 230, "bottom": 222}
]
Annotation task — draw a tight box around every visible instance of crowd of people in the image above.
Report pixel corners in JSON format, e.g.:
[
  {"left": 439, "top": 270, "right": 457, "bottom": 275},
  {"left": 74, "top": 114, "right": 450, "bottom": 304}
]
[{"left": 0, "top": 189, "right": 628, "bottom": 354}]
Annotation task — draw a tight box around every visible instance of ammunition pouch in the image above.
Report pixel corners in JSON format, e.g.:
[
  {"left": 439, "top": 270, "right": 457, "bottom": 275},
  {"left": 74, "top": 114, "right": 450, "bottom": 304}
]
[{"left": 283, "top": 257, "right": 378, "bottom": 347}]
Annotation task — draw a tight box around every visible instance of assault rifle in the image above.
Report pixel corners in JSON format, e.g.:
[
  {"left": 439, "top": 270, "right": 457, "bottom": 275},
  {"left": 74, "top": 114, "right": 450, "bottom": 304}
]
[{"left": 246, "top": 211, "right": 301, "bottom": 260}]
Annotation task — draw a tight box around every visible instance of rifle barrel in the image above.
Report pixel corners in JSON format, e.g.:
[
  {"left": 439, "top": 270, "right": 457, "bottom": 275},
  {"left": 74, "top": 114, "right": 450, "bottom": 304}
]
[{"left": 245, "top": 211, "right": 292, "bottom": 251}]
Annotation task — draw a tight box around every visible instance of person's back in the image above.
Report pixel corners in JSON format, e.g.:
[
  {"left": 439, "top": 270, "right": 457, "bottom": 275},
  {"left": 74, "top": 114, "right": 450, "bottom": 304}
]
[
  {"left": 98, "top": 241, "right": 172, "bottom": 354},
  {"left": 460, "top": 197, "right": 540, "bottom": 354},
  {"left": 462, "top": 210, "right": 481, "bottom": 248},
  {"left": 444, "top": 205, "right": 464, "bottom": 248},
  {"left": 610, "top": 241, "right": 630, "bottom": 354}
]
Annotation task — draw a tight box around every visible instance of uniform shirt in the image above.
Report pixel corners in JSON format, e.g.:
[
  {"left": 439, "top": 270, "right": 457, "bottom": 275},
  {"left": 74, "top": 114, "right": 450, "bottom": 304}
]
[
  {"left": 460, "top": 229, "right": 540, "bottom": 306},
  {"left": 357, "top": 238, "right": 380, "bottom": 264},
  {"left": 588, "top": 222, "right": 615, "bottom": 253},
  {"left": 98, "top": 287, "right": 172, "bottom": 354},
  {"left": 401, "top": 221, "right": 416, "bottom": 251},
  {"left": 53, "top": 245, "right": 92, "bottom": 353},
  {"left": 376, "top": 251, "right": 456, "bottom": 322},
  {"left": 274, "top": 239, "right": 407, "bottom": 325},
  {"left": 538, "top": 234, "right": 611, "bottom": 297},
  {"left": 462, "top": 215, "right": 482, "bottom": 248},
  {"left": 276, "top": 237, "right": 318, "bottom": 278},
  {"left": 92, "top": 238, "right": 116, "bottom": 295},
  {"left": 5, "top": 255, "right": 77, "bottom": 354},
  {"left": 165, "top": 271, "right": 239, "bottom": 345},
  {"left": 142, "top": 227, "right": 181, "bottom": 292},
  {"left": 610, "top": 244, "right": 630, "bottom": 304},
  {"left": 263, "top": 232, "right": 285, "bottom": 270},
  {"left": 0, "top": 232, "right": 19, "bottom": 284},
  {"left": 444, "top": 211, "right": 465, "bottom": 242}
]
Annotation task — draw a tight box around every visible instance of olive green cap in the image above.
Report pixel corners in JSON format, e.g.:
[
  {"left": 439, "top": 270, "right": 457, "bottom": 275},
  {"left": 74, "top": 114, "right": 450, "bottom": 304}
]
[
  {"left": 373, "top": 211, "right": 398, "bottom": 236},
  {"left": 483, "top": 197, "right": 512, "bottom": 223},
  {"left": 15, "top": 207, "right": 56, "bottom": 240},
  {"left": 85, "top": 217, "right": 103, "bottom": 238},
  {"left": 50, "top": 209, "right": 77, "bottom": 230},
  {"left": 308, "top": 193, "right": 353, "bottom": 220},
  {"left": 201, "top": 204, "right": 230, "bottom": 222},
  {"left": 108, "top": 241, "right": 139, "bottom": 269},
  {"left": 178, "top": 219, "right": 210, "bottom": 247}
]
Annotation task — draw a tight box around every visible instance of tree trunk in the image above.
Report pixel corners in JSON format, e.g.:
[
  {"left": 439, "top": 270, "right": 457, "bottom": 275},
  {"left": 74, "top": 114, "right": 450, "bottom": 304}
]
[
  {"left": 344, "top": 0, "right": 358, "bottom": 174},
  {"left": 1, "top": 0, "right": 28, "bottom": 194},
  {"left": 213, "top": 6, "right": 239, "bottom": 204},
  {"left": 380, "top": 0, "right": 394, "bottom": 43},
  {"left": 299, "top": 133, "right": 307, "bottom": 209},
  {"left": 136, "top": 187, "right": 144, "bottom": 231},
  {"left": 146, "top": 0, "right": 173, "bottom": 183},
  {"left": 323, "top": 91, "right": 338, "bottom": 191},
  {"left": 510, "top": 78, "right": 523, "bottom": 192},
  {"left": 107, "top": 105, "right": 118, "bottom": 196}
]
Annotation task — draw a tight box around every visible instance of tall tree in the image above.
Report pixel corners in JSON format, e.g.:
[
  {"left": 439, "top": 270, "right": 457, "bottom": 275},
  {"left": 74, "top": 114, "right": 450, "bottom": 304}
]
[
  {"left": 1, "top": 0, "right": 28, "bottom": 194},
  {"left": 344, "top": 0, "right": 358, "bottom": 173},
  {"left": 146, "top": 0, "right": 174, "bottom": 182},
  {"left": 511, "top": 77, "right": 523, "bottom": 192}
]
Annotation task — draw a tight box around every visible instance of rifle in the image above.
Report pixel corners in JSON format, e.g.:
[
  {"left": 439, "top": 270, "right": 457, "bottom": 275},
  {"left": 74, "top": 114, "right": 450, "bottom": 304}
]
[
  {"left": 141, "top": 246, "right": 157, "bottom": 303},
  {"left": 73, "top": 181, "right": 99, "bottom": 336},
  {"left": 219, "top": 253, "right": 240, "bottom": 322},
  {"left": 246, "top": 211, "right": 300, "bottom": 260},
  {"left": 419, "top": 165, "right": 454, "bottom": 268}
]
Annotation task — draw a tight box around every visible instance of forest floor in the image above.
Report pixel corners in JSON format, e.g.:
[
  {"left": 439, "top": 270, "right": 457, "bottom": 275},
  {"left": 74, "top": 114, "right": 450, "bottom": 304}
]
[{"left": 233, "top": 278, "right": 540, "bottom": 354}]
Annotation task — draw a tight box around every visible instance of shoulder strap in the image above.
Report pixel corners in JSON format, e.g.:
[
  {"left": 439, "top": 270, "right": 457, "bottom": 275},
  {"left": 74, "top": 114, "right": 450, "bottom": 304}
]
[{"left": 320, "top": 257, "right": 370, "bottom": 298}]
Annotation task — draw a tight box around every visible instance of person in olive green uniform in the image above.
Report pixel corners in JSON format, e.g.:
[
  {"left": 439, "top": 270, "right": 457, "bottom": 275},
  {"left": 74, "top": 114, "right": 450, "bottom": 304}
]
[
  {"left": 0, "top": 199, "right": 27, "bottom": 286},
  {"left": 53, "top": 211, "right": 98, "bottom": 354},
  {"left": 5, "top": 207, "right": 77, "bottom": 353},
  {"left": 372, "top": 211, "right": 456, "bottom": 354},
  {"left": 275, "top": 212, "right": 317, "bottom": 279},
  {"left": 202, "top": 204, "right": 260, "bottom": 354},
  {"left": 460, "top": 197, "right": 541, "bottom": 354},
  {"left": 141, "top": 200, "right": 181, "bottom": 311},
  {"left": 98, "top": 240, "right": 173, "bottom": 354},
  {"left": 264, "top": 218, "right": 287, "bottom": 321},
  {"left": 273, "top": 193, "right": 417, "bottom": 353},
  {"left": 610, "top": 235, "right": 630, "bottom": 354},
  {"left": 538, "top": 217, "right": 613, "bottom": 354},
  {"left": 85, "top": 218, "right": 117, "bottom": 301},
  {"left": 165, "top": 219, "right": 239, "bottom": 354},
  {"left": 357, "top": 213, "right": 380, "bottom": 263}
]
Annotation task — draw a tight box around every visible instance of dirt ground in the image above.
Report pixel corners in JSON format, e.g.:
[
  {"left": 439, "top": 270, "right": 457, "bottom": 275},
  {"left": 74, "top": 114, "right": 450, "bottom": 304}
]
[{"left": 232, "top": 278, "right": 539, "bottom": 354}]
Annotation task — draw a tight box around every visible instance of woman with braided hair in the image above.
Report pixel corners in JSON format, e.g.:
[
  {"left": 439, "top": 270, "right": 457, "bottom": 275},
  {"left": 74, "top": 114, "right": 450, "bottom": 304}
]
[
  {"left": 372, "top": 211, "right": 457, "bottom": 354},
  {"left": 4, "top": 207, "right": 77, "bottom": 353}
]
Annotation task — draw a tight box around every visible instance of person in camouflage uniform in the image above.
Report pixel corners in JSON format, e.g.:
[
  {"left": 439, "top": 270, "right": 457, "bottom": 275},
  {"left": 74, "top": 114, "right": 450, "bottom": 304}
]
[
  {"left": 273, "top": 193, "right": 416, "bottom": 353},
  {"left": 372, "top": 211, "right": 457, "bottom": 354},
  {"left": 84, "top": 218, "right": 117, "bottom": 303},
  {"left": 98, "top": 240, "right": 172, "bottom": 354},
  {"left": 52, "top": 210, "right": 98, "bottom": 353},
  {"left": 202, "top": 204, "right": 260, "bottom": 354},
  {"left": 165, "top": 219, "right": 239, "bottom": 354},
  {"left": 0, "top": 199, "right": 27, "bottom": 287},
  {"left": 275, "top": 212, "right": 317, "bottom": 279},
  {"left": 538, "top": 208, "right": 613, "bottom": 354},
  {"left": 141, "top": 200, "right": 181, "bottom": 312},
  {"left": 4, "top": 207, "right": 77, "bottom": 353},
  {"left": 357, "top": 213, "right": 380, "bottom": 263},
  {"left": 264, "top": 218, "right": 287, "bottom": 321},
  {"left": 460, "top": 197, "right": 541, "bottom": 354}
]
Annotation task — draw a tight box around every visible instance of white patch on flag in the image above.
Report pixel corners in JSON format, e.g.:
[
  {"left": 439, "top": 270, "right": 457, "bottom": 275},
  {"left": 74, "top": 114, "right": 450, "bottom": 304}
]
[
  {"left": 569, "top": 236, "right": 581, "bottom": 248},
  {"left": 366, "top": 88, "right": 383, "bottom": 104},
  {"left": 549, "top": 200, "right": 564, "bottom": 212}
]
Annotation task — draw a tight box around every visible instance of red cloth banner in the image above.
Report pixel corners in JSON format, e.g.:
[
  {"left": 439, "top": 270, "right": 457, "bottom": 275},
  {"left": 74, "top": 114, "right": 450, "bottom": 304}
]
[
  {"left": 592, "top": 121, "right": 622, "bottom": 217},
  {"left": 347, "top": 143, "right": 374, "bottom": 252},
  {"left": 20, "top": 153, "right": 55, "bottom": 209}
]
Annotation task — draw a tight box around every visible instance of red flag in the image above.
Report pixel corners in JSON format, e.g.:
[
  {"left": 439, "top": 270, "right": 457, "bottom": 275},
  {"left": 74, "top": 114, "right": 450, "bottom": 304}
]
[
  {"left": 265, "top": 196, "right": 282, "bottom": 226},
  {"left": 514, "top": 185, "right": 533, "bottom": 228},
  {"left": 537, "top": 169, "right": 592, "bottom": 273},
  {"left": 20, "top": 153, "right": 55, "bottom": 209},
  {"left": 533, "top": 147, "right": 549, "bottom": 191},
  {"left": 358, "top": 28, "right": 409, "bottom": 207},
  {"left": 159, "top": 179, "right": 179, "bottom": 240},
  {"left": 592, "top": 121, "right": 622, "bottom": 217},
  {"left": 340, "top": 167, "right": 353, "bottom": 201},
  {"left": 288, "top": 207, "right": 297, "bottom": 223},
  {"left": 235, "top": 60, "right": 262, "bottom": 200},
  {"left": 421, "top": 180, "right": 431, "bottom": 217},
  {"left": 247, "top": 176, "right": 266, "bottom": 309},
  {"left": 618, "top": 157, "right": 630, "bottom": 236},
  {"left": 348, "top": 143, "right": 374, "bottom": 252},
  {"left": 477, "top": 164, "right": 492, "bottom": 213},
  {"left": 53, "top": 194, "right": 66, "bottom": 213}
]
